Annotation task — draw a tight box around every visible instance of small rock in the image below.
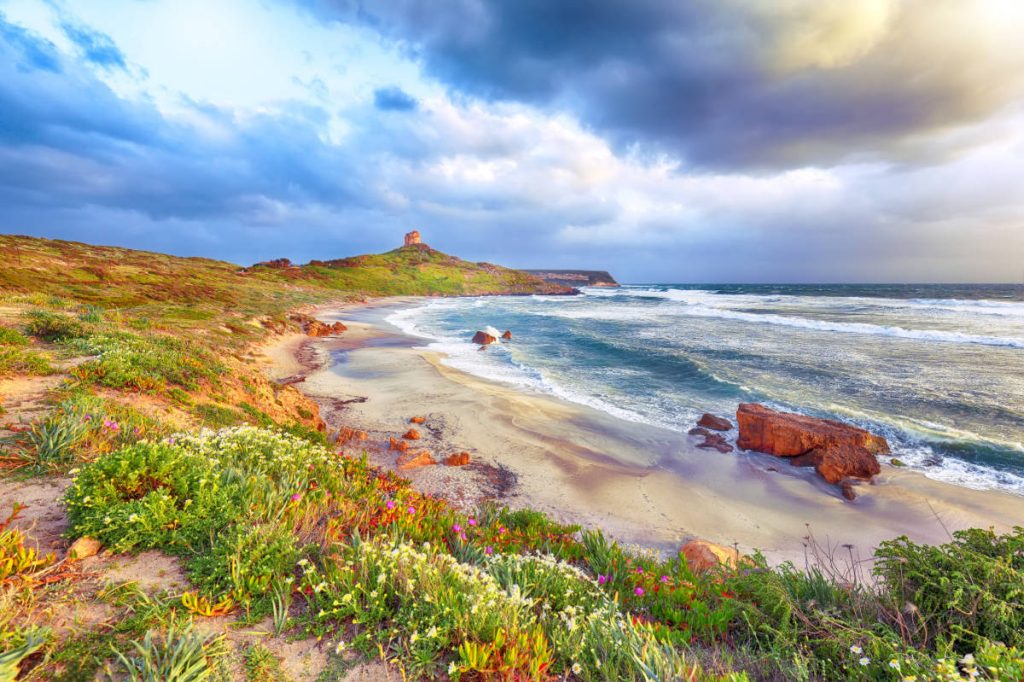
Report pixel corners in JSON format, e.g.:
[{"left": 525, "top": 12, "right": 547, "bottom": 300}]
[
  {"left": 841, "top": 482, "right": 857, "bottom": 501},
  {"left": 410, "top": 416, "right": 426, "bottom": 424},
  {"left": 396, "top": 450, "right": 437, "bottom": 470},
  {"left": 69, "top": 536, "right": 102, "bottom": 560},
  {"left": 680, "top": 540, "right": 740, "bottom": 573},
  {"left": 472, "top": 331, "right": 497, "bottom": 345},
  {"left": 388, "top": 437, "right": 409, "bottom": 452},
  {"left": 443, "top": 452, "right": 471, "bottom": 466},
  {"left": 890, "top": 458, "right": 906, "bottom": 467},
  {"left": 402, "top": 428, "right": 421, "bottom": 440},
  {"left": 501, "top": 330, "right": 512, "bottom": 340},
  {"left": 697, "top": 413, "right": 733, "bottom": 431},
  {"left": 696, "top": 433, "right": 733, "bottom": 453},
  {"left": 688, "top": 427, "right": 712, "bottom": 438}
]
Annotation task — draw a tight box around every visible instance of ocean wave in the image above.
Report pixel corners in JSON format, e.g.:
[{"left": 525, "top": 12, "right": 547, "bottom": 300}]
[
  {"left": 547, "top": 300, "right": 1024, "bottom": 348},
  {"left": 583, "top": 286, "right": 1024, "bottom": 318}
]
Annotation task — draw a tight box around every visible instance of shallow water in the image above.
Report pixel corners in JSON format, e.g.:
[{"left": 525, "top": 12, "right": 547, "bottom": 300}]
[{"left": 385, "top": 284, "right": 1024, "bottom": 495}]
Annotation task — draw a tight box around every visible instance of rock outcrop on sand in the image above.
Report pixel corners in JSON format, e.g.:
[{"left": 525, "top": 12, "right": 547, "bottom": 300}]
[
  {"left": 472, "top": 331, "right": 497, "bottom": 345},
  {"left": 696, "top": 433, "right": 733, "bottom": 453},
  {"left": 736, "top": 403, "right": 889, "bottom": 456},
  {"left": 698, "top": 413, "right": 732, "bottom": 431},
  {"left": 290, "top": 313, "right": 347, "bottom": 337},
  {"left": 501, "top": 330, "right": 512, "bottom": 340},
  {"left": 402, "top": 428, "right": 421, "bottom": 440},
  {"left": 396, "top": 449, "right": 436, "bottom": 470},
  {"left": 680, "top": 540, "right": 739, "bottom": 573},
  {"left": 443, "top": 452, "right": 471, "bottom": 466},
  {"left": 736, "top": 403, "right": 888, "bottom": 498}
]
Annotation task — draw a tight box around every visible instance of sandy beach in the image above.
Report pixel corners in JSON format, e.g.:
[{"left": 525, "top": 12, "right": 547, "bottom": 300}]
[{"left": 265, "top": 299, "right": 1024, "bottom": 566}]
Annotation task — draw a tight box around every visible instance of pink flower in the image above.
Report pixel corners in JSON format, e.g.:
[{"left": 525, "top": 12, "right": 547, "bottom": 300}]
[
  {"left": 498, "top": 526, "right": 506, "bottom": 534},
  {"left": 660, "top": 575, "right": 670, "bottom": 584},
  {"left": 468, "top": 518, "right": 477, "bottom": 526},
  {"left": 290, "top": 493, "right": 301, "bottom": 502},
  {"left": 460, "top": 533, "right": 467, "bottom": 541},
  {"left": 386, "top": 500, "right": 395, "bottom": 510},
  {"left": 485, "top": 546, "right": 493, "bottom": 555},
  {"left": 598, "top": 575, "right": 608, "bottom": 585},
  {"left": 634, "top": 587, "right": 644, "bottom": 596},
  {"left": 103, "top": 419, "right": 120, "bottom": 432},
  {"left": 635, "top": 568, "right": 644, "bottom": 574},
  {"left": 452, "top": 523, "right": 463, "bottom": 533},
  {"left": 407, "top": 506, "right": 415, "bottom": 514}
]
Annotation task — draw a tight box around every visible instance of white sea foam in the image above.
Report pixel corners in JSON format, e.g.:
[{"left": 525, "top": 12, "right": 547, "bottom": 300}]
[{"left": 385, "top": 296, "right": 1024, "bottom": 496}]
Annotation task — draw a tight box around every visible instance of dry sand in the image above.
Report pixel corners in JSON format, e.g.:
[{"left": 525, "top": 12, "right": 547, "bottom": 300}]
[{"left": 269, "top": 301, "right": 1024, "bottom": 566}]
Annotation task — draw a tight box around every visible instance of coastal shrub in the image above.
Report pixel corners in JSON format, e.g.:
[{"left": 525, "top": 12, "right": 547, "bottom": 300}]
[
  {"left": 0, "top": 326, "right": 28, "bottom": 346},
  {"left": 110, "top": 625, "right": 227, "bottom": 682},
  {"left": 69, "top": 332, "right": 224, "bottom": 391},
  {"left": 0, "top": 346, "right": 53, "bottom": 377},
  {"left": 191, "top": 403, "right": 244, "bottom": 428},
  {"left": 16, "top": 394, "right": 165, "bottom": 470},
  {"left": 874, "top": 527, "right": 1024, "bottom": 651},
  {"left": 23, "top": 309, "right": 87, "bottom": 341}
]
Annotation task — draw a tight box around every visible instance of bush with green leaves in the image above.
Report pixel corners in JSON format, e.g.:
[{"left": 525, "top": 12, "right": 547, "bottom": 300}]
[
  {"left": 110, "top": 625, "right": 227, "bottom": 682},
  {"left": 22, "top": 309, "right": 87, "bottom": 341},
  {"left": 874, "top": 526, "right": 1024, "bottom": 652},
  {"left": 68, "top": 331, "right": 224, "bottom": 392}
]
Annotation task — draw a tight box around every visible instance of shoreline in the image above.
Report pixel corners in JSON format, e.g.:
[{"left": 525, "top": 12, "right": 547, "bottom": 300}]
[{"left": 265, "top": 298, "right": 1024, "bottom": 565}]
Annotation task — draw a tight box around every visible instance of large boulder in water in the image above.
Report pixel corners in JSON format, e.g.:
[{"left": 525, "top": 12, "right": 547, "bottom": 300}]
[
  {"left": 736, "top": 403, "right": 889, "bottom": 457},
  {"left": 472, "top": 331, "right": 497, "bottom": 345},
  {"left": 697, "top": 413, "right": 732, "bottom": 431},
  {"left": 791, "top": 444, "right": 881, "bottom": 484}
]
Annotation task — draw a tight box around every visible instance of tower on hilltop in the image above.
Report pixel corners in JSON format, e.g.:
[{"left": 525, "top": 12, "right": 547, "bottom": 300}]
[{"left": 404, "top": 230, "right": 421, "bottom": 246}]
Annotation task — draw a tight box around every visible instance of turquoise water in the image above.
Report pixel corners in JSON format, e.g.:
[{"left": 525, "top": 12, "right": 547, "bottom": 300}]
[{"left": 386, "top": 284, "right": 1024, "bottom": 494}]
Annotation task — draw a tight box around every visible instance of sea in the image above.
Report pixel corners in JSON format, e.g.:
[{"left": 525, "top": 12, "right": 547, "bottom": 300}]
[{"left": 385, "top": 284, "right": 1024, "bottom": 495}]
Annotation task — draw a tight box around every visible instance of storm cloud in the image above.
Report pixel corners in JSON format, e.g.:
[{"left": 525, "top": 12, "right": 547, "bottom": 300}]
[{"left": 300, "top": 0, "right": 1024, "bottom": 169}]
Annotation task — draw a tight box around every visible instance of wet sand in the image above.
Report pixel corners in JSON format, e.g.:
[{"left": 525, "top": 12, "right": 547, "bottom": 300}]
[{"left": 267, "top": 300, "right": 1024, "bottom": 566}]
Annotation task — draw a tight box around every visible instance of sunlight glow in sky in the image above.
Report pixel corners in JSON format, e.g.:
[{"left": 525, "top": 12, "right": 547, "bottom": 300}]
[{"left": 1, "top": 0, "right": 1022, "bottom": 282}]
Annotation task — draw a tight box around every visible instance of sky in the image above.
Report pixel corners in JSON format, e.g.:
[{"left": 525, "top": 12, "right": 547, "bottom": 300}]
[{"left": 1, "top": 0, "right": 1023, "bottom": 283}]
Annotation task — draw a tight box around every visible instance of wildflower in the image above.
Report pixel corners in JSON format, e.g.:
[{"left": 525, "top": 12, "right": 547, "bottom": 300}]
[
  {"left": 468, "top": 518, "right": 477, "bottom": 526},
  {"left": 572, "top": 663, "right": 582, "bottom": 675},
  {"left": 485, "top": 546, "right": 493, "bottom": 555},
  {"left": 386, "top": 500, "right": 395, "bottom": 510},
  {"left": 634, "top": 587, "right": 644, "bottom": 596},
  {"left": 902, "top": 677, "right": 917, "bottom": 682},
  {"left": 290, "top": 493, "right": 302, "bottom": 502},
  {"left": 452, "top": 523, "right": 462, "bottom": 532},
  {"left": 598, "top": 574, "right": 608, "bottom": 585},
  {"left": 889, "top": 660, "right": 900, "bottom": 669},
  {"left": 960, "top": 654, "right": 975, "bottom": 666},
  {"left": 859, "top": 657, "right": 870, "bottom": 666},
  {"left": 850, "top": 645, "right": 863, "bottom": 655},
  {"left": 448, "top": 662, "right": 458, "bottom": 676},
  {"left": 335, "top": 641, "right": 346, "bottom": 654},
  {"left": 407, "top": 506, "right": 415, "bottom": 514},
  {"left": 498, "top": 526, "right": 506, "bottom": 534},
  {"left": 660, "top": 574, "right": 670, "bottom": 583}
]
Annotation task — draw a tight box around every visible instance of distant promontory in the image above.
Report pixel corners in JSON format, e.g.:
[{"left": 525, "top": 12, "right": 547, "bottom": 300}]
[{"left": 523, "top": 269, "right": 620, "bottom": 288}]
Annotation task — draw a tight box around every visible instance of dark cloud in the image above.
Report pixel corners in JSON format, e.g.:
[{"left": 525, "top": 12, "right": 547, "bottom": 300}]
[
  {"left": 60, "top": 20, "right": 126, "bottom": 69},
  {"left": 297, "top": 0, "right": 1024, "bottom": 170},
  {"left": 373, "top": 85, "right": 417, "bottom": 111}
]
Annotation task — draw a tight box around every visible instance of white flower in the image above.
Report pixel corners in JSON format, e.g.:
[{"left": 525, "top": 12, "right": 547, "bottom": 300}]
[
  {"left": 890, "top": 660, "right": 900, "bottom": 669},
  {"left": 335, "top": 641, "right": 346, "bottom": 654},
  {"left": 859, "top": 657, "right": 870, "bottom": 666},
  {"left": 572, "top": 663, "right": 582, "bottom": 675},
  {"left": 850, "top": 645, "right": 863, "bottom": 655},
  {"left": 447, "top": 662, "right": 457, "bottom": 676}
]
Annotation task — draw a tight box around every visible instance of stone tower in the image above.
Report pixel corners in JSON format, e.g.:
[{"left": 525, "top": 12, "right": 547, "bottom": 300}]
[{"left": 404, "top": 230, "right": 421, "bottom": 246}]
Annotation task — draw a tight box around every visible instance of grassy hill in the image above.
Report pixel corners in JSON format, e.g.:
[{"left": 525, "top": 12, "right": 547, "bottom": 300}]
[{"left": 1, "top": 234, "right": 1022, "bottom": 681}]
